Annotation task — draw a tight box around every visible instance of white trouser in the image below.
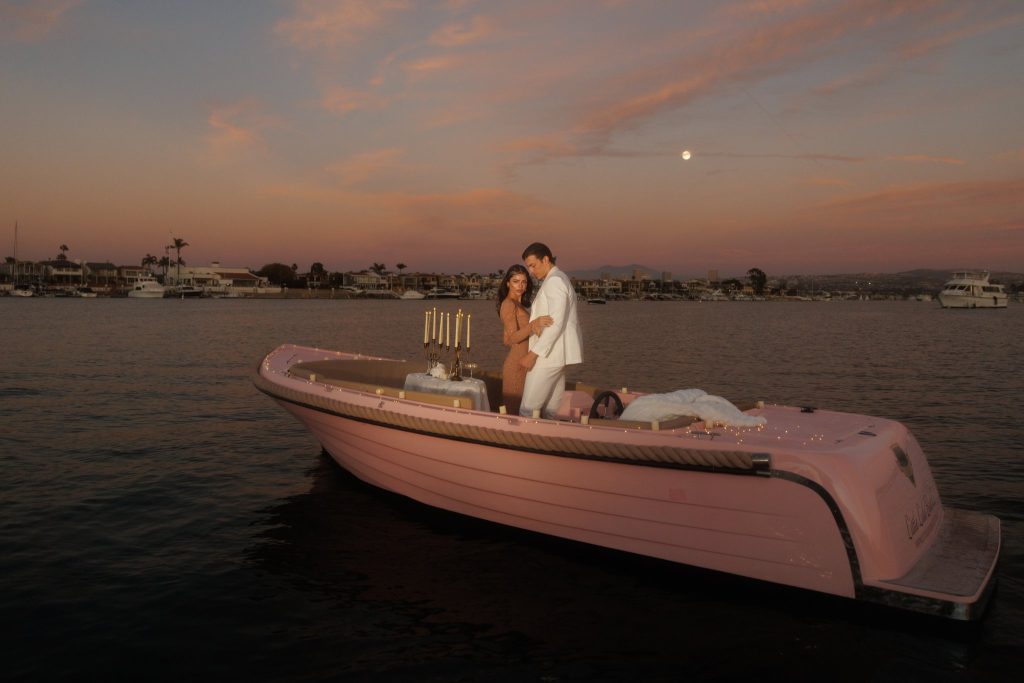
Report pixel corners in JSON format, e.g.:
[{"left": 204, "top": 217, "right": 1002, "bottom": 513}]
[{"left": 519, "top": 363, "right": 566, "bottom": 418}]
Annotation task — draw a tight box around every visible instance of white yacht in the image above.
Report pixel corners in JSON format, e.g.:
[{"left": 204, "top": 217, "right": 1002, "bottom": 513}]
[
  {"left": 937, "top": 272, "right": 1007, "bottom": 309},
  {"left": 128, "top": 274, "right": 166, "bottom": 298},
  {"left": 400, "top": 290, "right": 426, "bottom": 300}
]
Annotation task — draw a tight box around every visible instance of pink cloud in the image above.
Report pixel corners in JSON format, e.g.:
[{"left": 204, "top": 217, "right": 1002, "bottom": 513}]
[
  {"left": 320, "top": 85, "right": 386, "bottom": 115},
  {"left": 441, "top": 0, "right": 477, "bottom": 10},
  {"left": 205, "top": 101, "right": 278, "bottom": 155},
  {"left": 995, "top": 148, "right": 1024, "bottom": 162},
  {"left": 724, "top": 0, "right": 813, "bottom": 18},
  {"left": 513, "top": 0, "right": 945, "bottom": 166},
  {"left": 500, "top": 134, "right": 579, "bottom": 157},
  {"left": 819, "top": 178, "right": 1024, "bottom": 212},
  {"left": 807, "top": 176, "right": 849, "bottom": 187},
  {"left": 813, "top": 62, "right": 892, "bottom": 96},
  {"left": 901, "top": 12, "right": 1024, "bottom": 59},
  {"left": 401, "top": 54, "right": 462, "bottom": 77},
  {"left": 274, "top": 0, "right": 411, "bottom": 50},
  {"left": 430, "top": 15, "right": 494, "bottom": 47},
  {"left": 0, "top": 0, "right": 82, "bottom": 41},
  {"left": 325, "top": 148, "right": 406, "bottom": 186},
  {"left": 886, "top": 154, "right": 964, "bottom": 165}
]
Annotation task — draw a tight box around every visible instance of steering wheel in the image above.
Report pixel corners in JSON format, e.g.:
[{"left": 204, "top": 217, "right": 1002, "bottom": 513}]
[{"left": 588, "top": 390, "right": 624, "bottom": 419}]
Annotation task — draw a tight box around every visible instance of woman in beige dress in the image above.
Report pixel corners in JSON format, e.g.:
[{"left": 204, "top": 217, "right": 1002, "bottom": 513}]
[{"left": 497, "top": 264, "right": 552, "bottom": 415}]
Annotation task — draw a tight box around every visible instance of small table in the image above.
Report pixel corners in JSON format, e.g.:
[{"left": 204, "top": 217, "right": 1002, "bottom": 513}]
[{"left": 403, "top": 373, "right": 491, "bottom": 412}]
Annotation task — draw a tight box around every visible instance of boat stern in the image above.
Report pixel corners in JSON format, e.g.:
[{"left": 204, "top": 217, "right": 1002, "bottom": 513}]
[
  {"left": 809, "top": 419, "right": 1001, "bottom": 620},
  {"left": 865, "top": 506, "right": 1000, "bottom": 620}
]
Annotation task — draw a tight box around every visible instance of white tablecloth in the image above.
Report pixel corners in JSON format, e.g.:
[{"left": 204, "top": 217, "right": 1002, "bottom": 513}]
[{"left": 403, "top": 373, "right": 491, "bottom": 412}]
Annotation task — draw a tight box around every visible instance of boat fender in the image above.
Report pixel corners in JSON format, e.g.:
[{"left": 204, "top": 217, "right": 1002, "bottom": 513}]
[{"left": 589, "top": 391, "right": 624, "bottom": 419}]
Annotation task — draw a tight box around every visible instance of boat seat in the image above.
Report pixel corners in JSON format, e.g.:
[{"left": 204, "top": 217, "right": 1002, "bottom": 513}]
[
  {"left": 289, "top": 370, "right": 479, "bottom": 409},
  {"left": 289, "top": 359, "right": 504, "bottom": 411},
  {"left": 291, "top": 359, "right": 412, "bottom": 388},
  {"left": 588, "top": 415, "right": 701, "bottom": 431}
]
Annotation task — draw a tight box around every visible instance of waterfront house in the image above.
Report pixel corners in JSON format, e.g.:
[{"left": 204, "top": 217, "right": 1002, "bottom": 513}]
[
  {"left": 42, "top": 259, "right": 83, "bottom": 288},
  {"left": 345, "top": 270, "right": 387, "bottom": 292},
  {"left": 163, "top": 261, "right": 272, "bottom": 295},
  {"left": 118, "top": 266, "right": 152, "bottom": 289},
  {"left": 85, "top": 262, "right": 118, "bottom": 291}
]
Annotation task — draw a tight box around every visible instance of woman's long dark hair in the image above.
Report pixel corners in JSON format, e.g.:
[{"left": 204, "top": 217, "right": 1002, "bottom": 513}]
[{"left": 496, "top": 264, "right": 534, "bottom": 316}]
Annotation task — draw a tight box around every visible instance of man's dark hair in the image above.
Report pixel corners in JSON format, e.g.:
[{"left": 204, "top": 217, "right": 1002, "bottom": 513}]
[{"left": 522, "top": 242, "right": 555, "bottom": 264}]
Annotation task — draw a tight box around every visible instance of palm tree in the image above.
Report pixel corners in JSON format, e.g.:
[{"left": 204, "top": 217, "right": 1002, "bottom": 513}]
[
  {"left": 169, "top": 237, "right": 189, "bottom": 285},
  {"left": 395, "top": 262, "right": 407, "bottom": 274},
  {"left": 370, "top": 262, "right": 386, "bottom": 276},
  {"left": 57, "top": 244, "right": 69, "bottom": 261},
  {"left": 141, "top": 254, "right": 158, "bottom": 272}
]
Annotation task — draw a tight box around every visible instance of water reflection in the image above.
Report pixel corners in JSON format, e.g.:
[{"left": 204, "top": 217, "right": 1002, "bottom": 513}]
[
  {"left": 1, "top": 298, "right": 1020, "bottom": 680},
  {"left": 246, "top": 451, "right": 1002, "bottom": 680}
]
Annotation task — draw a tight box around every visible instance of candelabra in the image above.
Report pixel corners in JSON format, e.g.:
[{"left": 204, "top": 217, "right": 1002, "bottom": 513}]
[
  {"left": 423, "top": 339, "right": 441, "bottom": 373},
  {"left": 449, "top": 345, "right": 465, "bottom": 381},
  {"left": 421, "top": 307, "right": 471, "bottom": 381}
]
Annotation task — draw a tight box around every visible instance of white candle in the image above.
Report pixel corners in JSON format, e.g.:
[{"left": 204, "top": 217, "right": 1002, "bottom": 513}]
[
  {"left": 446, "top": 312, "right": 450, "bottom": 348},
  {"left": 455, "top": 310, "right": 461, "bottom": 349},
  {"left": 466, "top": 314, "right": 471, "bottom": 349},
  {"left": 423, "top": 311, "right": 429, "bottom": 344},
  {"left": 432, "top": 307, "right": 437, "bottom": 341}
]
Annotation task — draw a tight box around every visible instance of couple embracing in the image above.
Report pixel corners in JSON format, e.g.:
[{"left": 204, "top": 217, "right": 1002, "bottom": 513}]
[{"left": 496, "top": 242, "right": 583, "bottom": 418}]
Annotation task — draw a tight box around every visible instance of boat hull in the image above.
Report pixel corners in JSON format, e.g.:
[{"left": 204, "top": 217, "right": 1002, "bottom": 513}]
[
  {"left": 937, "top": 271, "right": 1008, "bottom": 308},
  {"left": 256, "top": 344, "right": 1000, "bottom": 620},
  {"left": 937, "top": 293, "right": 1007, "bottom": 308},
  {"left": 276, "top": 397, "right": 856, "bottom": 597}
]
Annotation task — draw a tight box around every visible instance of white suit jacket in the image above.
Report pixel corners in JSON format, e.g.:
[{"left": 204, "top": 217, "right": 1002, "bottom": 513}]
[{"left": 528, "top": 265, "right": 583, "bottom": 367}]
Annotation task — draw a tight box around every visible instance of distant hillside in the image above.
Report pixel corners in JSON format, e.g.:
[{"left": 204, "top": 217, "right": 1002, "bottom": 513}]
[
  {"left": 777, "top": 269, "right": 1024, "bottom": 288},
  {"left": 569, "top": 266, "right": 1024, "bottom": 286}
]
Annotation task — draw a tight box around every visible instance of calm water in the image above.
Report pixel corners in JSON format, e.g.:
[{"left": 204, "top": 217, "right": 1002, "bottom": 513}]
[{"left": 1, "top": 298, "right": 1021, "bottom": 681}]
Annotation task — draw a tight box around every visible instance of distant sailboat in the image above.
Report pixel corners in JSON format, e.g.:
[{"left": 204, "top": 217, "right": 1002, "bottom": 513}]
[{"left": 11, "top": 222, "right": 33, "bottom": 297}]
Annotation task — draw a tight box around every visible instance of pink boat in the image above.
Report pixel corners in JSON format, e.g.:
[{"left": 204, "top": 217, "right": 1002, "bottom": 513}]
[{"left": 255, "top": 344, "right": 1000, "bottom": 620}]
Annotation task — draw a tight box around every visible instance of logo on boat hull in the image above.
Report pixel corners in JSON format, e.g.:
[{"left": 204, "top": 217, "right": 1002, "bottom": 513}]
[
  {"left": 904, "top": 484, "right": 938, "bottom": 542},
  {"left": 891, "top": 443, "right": 915, "bottom": 485}
]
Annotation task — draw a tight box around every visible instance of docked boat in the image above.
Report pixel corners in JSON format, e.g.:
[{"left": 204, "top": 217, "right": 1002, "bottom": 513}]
[
  {"left": 361, "top": 289, "right": 400, "bottom": 299},
  {"left": 937, "top": 272, "right": 1007, "bottom": 309},
  {"left": 128, "top": 274, "right": 166, "bottom": 298},
  {"left": 74, "top": 286, "right": 98, "bottom": 298},
  {"left": 10, "top": 222, "right": 32, "bottom": 296},
  {"left": 586, "top": 297, "right": 607, "bottom": 304},
  {"left": 400, "top": 290, "right": 426, "bottom": 300},
  {"left": 424, "top": 287, "right": 460, "bottom": 299},
  {"left": 255, "top": 344, "right": 1001, "bottom": 620},
  {"left": 172, "top": 285, "right": 204, "bottom": 298}
]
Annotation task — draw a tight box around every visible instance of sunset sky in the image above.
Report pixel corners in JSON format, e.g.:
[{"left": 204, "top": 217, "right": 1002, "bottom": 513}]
[{"left": 2, "top": 0, "right": 1022, "bottom": 277}]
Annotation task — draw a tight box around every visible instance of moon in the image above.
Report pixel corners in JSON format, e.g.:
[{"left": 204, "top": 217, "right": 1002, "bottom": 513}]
[{"left": 681, "top": 150, "right": 691, "bottom": 160}]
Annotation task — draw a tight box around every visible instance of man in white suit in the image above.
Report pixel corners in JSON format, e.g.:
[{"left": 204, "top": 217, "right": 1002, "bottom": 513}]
[{"left": 519, "top": 242, "right": 583, "bottom": 418}]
